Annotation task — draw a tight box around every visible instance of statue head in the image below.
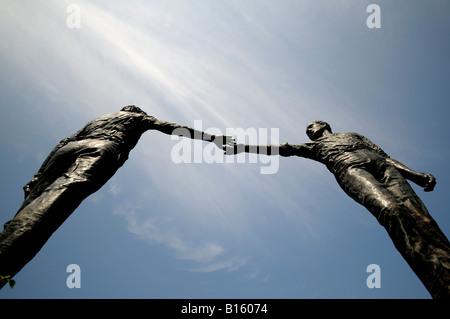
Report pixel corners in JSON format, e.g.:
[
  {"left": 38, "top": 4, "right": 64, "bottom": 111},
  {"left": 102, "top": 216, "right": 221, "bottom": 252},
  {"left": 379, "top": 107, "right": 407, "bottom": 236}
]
[
  {"left": 306, "top": 121, "right": 332, "bottom": 141},
  {"left": 120, "top": 105, "right": 148, "bottom": 116}
]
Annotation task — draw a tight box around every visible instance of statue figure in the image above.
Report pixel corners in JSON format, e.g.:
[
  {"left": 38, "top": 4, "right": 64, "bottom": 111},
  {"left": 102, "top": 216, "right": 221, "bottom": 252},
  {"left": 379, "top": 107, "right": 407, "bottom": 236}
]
[
  {"left": 0, "top": 105, "right": 233, "bottom": 287},
  {"left": 226, "top": 120, "right": 450, "bottom": 298}
]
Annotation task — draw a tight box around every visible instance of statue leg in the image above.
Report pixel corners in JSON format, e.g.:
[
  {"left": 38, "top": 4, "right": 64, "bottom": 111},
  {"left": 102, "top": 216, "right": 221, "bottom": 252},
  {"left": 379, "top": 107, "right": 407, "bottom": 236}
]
[
  {"left": 381, "top": 165, "right": 450, "bottom": 298},
  {"left": 17, "top": 145, "right": 77, "bottom": 213},
  {"left": 337, "top": 165, "right": 450, "bottom": 298},
  {"left": 382, "top": 165, "right": 448, "bottom": 242},
  {"left": 0, "top": 139, "right": 121, "bottom": 282},
  {"left": 336, "top": 166, "right": 398, "bottom": 225}
]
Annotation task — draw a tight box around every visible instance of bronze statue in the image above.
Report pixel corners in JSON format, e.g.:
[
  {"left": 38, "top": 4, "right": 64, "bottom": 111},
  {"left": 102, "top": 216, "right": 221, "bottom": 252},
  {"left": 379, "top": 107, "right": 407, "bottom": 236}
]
[
  {"left": 226, "top": 120, "right": 450, "bottom": 298},
  {"left": 0, "top": 105, "right": 233, "bottom": 288}
]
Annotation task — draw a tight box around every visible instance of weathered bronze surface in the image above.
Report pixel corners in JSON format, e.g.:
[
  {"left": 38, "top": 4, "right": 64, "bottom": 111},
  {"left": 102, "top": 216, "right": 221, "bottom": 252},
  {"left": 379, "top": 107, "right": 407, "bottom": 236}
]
[
  {"left": 2, "top": 112, "right": 448, "bottom": 298},
  {"left": 0, "top": 106, "right": 231, "bottom": 288},
  {"left": 227, "top": 120, "right": 450, "bottom": 299}
]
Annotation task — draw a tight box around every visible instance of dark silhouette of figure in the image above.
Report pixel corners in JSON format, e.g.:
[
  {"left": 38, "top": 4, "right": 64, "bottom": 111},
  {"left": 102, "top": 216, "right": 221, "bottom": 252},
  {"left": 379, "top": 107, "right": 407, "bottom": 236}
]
[
  {"left": 0, "top": 105, "right": 233, "bottom": 287},
  {"left": 226, "top": 120, "right": 450, "bottom": 298}
]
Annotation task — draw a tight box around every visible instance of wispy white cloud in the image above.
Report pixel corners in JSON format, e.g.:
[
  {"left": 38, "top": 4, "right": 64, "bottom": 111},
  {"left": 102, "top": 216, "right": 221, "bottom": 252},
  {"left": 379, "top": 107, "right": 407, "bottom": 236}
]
[
  {"left": 188, "top": 257, "right": 247, "bottom": 273},
  {"left": 113, "top": 202, "right": 246, "bottom": 272}
]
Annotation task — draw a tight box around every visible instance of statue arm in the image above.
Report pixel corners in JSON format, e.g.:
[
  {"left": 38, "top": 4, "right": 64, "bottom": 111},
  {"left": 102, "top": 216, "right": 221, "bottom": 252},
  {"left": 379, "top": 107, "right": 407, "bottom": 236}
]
[
  {"left": 279, "top": 142, "right": 315, "bottom": 158},
  {"left": 225, "top": 142, "right": 314, "bottom": 158},
  {"left": 386, "top": 158, "right": 436, "bottom": 192},
  {"left": 228, "top": 144, "right": 276, "bottom": 155},
  {"left": 151, "top": 118, "right": 233, "bottom": 148},
  {"left": 358, "top": 133, "right": 436, "bottom": 191}
]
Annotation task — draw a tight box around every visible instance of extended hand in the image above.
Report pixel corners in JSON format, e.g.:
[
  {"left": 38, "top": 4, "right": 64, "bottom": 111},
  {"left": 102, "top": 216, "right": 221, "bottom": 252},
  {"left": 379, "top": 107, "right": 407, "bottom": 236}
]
[
  {"left": 213, "top": 135, "right": 235, "bottom": 150},
  {"left": 223, "top": 142, "right": 246, "bottom": 155},
  {"left": 423, "top": 173, "right": 436, "bottom": 192}
]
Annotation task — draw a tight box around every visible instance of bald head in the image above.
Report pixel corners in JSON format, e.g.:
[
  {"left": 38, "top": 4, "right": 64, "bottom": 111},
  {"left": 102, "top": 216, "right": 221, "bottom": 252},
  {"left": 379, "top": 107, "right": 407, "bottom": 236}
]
[
  {"left": 306, "top": 121, "right": 332, "bottom": 141},
  {"left": 120, "top": 105, "right": 148, "bottom": 116}
]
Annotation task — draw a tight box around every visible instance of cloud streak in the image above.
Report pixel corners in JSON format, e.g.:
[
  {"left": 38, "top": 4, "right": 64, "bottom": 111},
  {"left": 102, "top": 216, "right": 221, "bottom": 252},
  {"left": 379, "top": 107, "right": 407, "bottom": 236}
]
[{"left": 113, "top": 202, "right": 247, "bottom": 273}]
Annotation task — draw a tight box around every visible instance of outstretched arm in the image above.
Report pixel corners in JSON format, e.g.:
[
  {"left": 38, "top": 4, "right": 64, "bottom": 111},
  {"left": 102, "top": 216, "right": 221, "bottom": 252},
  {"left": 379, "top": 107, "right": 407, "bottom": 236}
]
[
  {"left": 225, "top": 144, "right": 277, "bottom": 155},
  {"left": 152, "top": 119, "right": 234, "bottom": 149},
  {"left": 386, "top": 158, "right": 436, "bottom": 192},
  {"left": 225, "top": 142, "right": 314, "bottom": 158}
]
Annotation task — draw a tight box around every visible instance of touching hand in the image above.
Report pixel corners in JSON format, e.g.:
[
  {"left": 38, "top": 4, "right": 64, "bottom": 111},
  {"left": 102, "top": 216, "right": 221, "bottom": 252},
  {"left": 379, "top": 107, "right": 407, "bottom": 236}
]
[
  {"left": 223, "top": 142, "right": 246, "bottom": 155},
  {"left": 213, "top": 135, "right": 235, "bottom": 150}
]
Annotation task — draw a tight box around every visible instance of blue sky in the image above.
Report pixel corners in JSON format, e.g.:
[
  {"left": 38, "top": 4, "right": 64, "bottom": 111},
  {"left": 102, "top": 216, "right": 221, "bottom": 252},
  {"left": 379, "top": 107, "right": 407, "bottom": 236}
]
[{"left": 0, "top": 0, "right": 449, "bottom": 299}]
